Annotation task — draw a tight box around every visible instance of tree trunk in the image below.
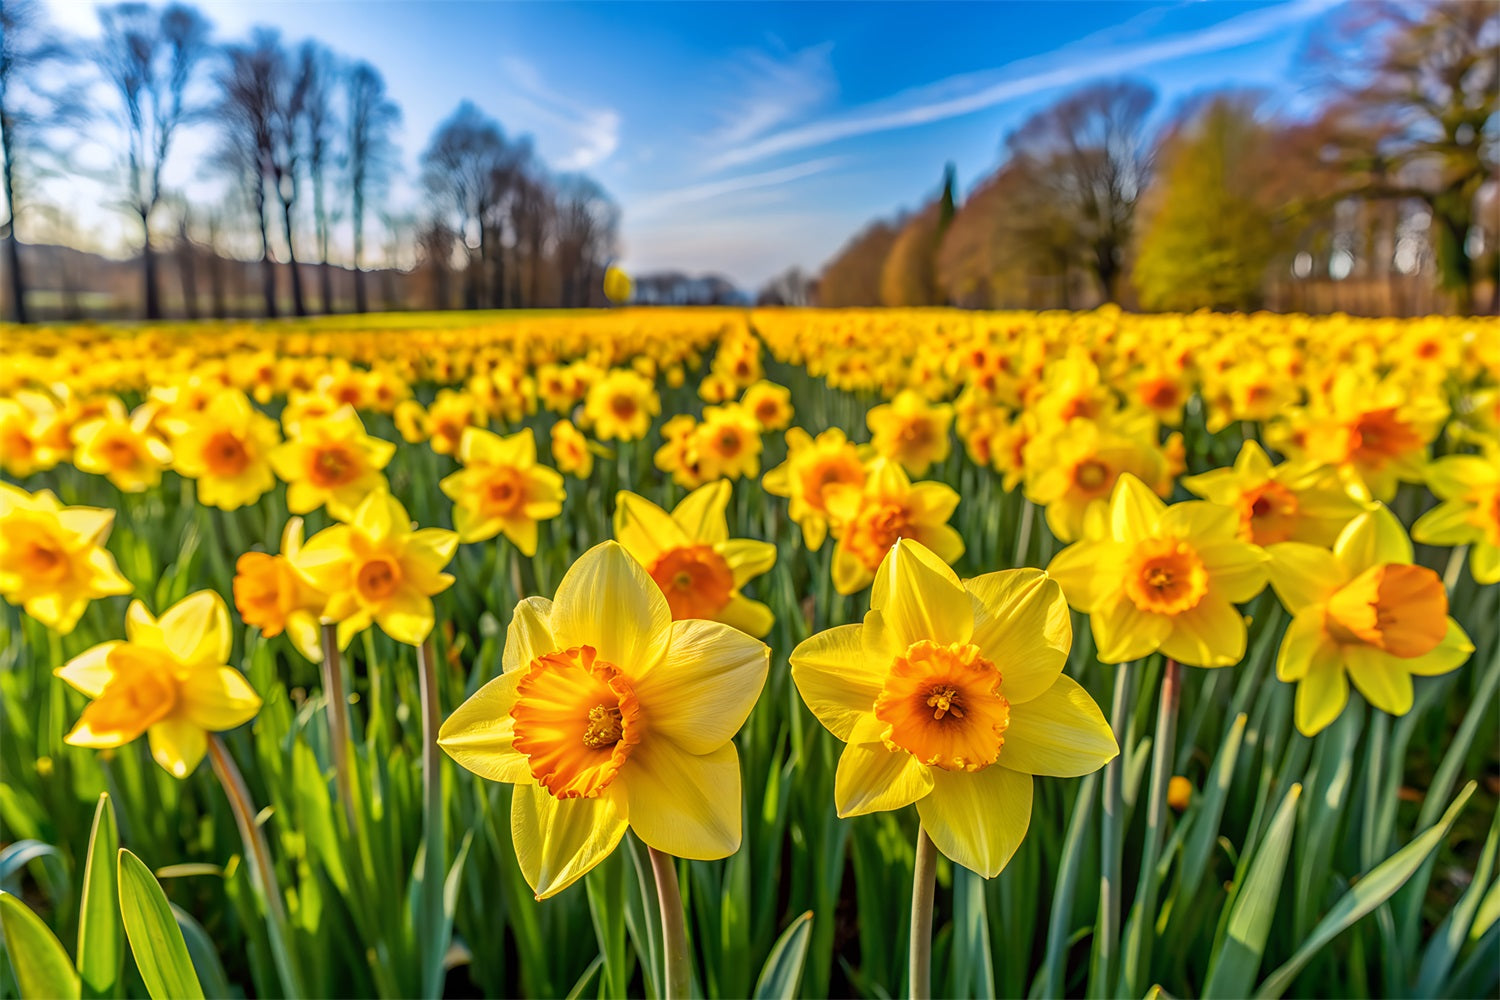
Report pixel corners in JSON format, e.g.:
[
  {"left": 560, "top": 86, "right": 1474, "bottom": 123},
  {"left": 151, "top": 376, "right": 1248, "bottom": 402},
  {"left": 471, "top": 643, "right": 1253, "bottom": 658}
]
[
  {"left": 280, "top": 195, "right": 306, "bottom": 317},
  {"left": 1095, "top": 242, "right": 1119, "bottom": 304},
  {"left": 2, "top": 151, "right": 26, "bottom": 323},
  {"left": 352, "top": 193, "right": 367, "bottom": 313},
  {"left": 178, "top": 235, "right": 199, "bottom": 320},
  {"left": 257, "top": 181, "right": 278, "bottom": 318},
  {"left": 142, "top": 208, "right": 162, "bottom": 320}
]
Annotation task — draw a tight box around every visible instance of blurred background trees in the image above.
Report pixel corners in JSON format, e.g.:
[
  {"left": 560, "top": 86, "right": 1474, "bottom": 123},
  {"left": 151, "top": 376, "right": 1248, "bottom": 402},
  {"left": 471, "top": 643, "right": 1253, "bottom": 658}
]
[{"left": 0, "top": 0, "right": 1492, "bottom": 320}]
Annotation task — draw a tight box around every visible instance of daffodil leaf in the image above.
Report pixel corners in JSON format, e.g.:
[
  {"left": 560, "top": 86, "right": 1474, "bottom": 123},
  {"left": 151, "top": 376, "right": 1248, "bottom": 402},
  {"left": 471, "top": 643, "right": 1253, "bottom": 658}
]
[
  {"left": 753, "top": 910, "right": 814, "bottom": 1000},
  {"left": 0, "top": 891, "right": 80, "bottom": 1000},
  {"left": 117, "top": 849, "right": 205, "bottom": 1000},
  {"left": 77, "top": 793, "right": 122, "bottom": 1000}
]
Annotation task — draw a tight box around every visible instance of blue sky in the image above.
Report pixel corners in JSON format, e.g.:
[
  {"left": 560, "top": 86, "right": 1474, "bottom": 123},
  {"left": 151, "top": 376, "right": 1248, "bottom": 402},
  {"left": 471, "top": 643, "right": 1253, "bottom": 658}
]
[{"left": 41, "top": 0, "right": 1346, "bottom": 289}]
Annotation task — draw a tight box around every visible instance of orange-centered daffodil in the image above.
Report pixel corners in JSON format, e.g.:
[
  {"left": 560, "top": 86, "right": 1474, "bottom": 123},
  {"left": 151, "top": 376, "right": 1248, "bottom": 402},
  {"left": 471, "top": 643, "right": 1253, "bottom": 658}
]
[
  {"left": 790, "top": 540, "right": 1117, "bottom": 877},
  {"left": 437, "top": 541, "right": 770, "bottom": 899},
  {"left": 440, "top": 427, "right": 566, "bottom": 555},
  {"left": 0, "top": 484, "right": 133, "bottom": 634}
]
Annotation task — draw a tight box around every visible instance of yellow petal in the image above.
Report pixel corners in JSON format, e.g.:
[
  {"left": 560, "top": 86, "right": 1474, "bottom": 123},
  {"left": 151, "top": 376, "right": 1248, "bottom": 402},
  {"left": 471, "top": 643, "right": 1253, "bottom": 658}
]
[
  {"left": 613, "top": 491, "right": 685, "bottom": 566},
  {"left": 375, "top": 590, "right": 435, "bottom": 646},
  {"left": 148, "top": 718, "right": 208, "bottom": 779},
  {"left": 634, "top": 619, "right": 769, "bottom": 754},
  {"left": 502, "top": 597, "right": 557, "bottom": 674},
  {"left": 1405, "top": 618, "right": 1474, "bottom": 676},
  {"left": 671, "top": 479, "right": 731, "bottom": 545},
  {"left": 835, "top": 716, "right": 934, "bottom": 817},
  {"left": 999, "top": 675, "right": 1117, "bottom": 776},
  {"left": 1411, "top": 501, "right": 1474, "bottom": 547},
  {"left": 916, "top": 764, "right": 1032, "bottom": 878},
  {"left": 438, "top": 671, "right": 530, "bottom": 783},
  {"left": 1276, "top": 609, "right": 1330, "bottom": 682},
  {"left": 790, "top": 622, "right": 884, "bottom": 742},
  {"left": 716, "top": 594, "right": 776, "bottom": 638},
  {"left": 1159, "top": 598, "right": 1246, "bottom": 668},
  {"left": 511, "top": 784, "right": 627, "bottom": 899},
  {"left": 1334, "top": 505, "right": 1412, "bottom": 575},
  {"left": 1294, "top": 655, "right": 1350, "bottom": 737},
  {"left": 158, "top": 591, "right": 231, "bottom": 667},
  {"left": 966, "top": 569, "right": 1070, "bottom": 705},
  {"left": 1159, "top": 500, "right": 1238, "bottom": 543},
  {"left": 872, "top": 538, "right": 973, "bottom": 649},
  {"left": 1473, "top": 544, "right": 1500, "bottom": 585},
  {"left": 1198, "top": 539, "right": 1269, "bottom": 604},
  {"left": 621, "top": 740, "right": 741, "bottom": 859},
  {"left": 178, "top": 667, "right": 262, "bottom": 732},
  {"left": 1045, "top": 540, "right": 1111, "bottom": 613},
  {"left": 1091, "top": 594, "right": 1170, "bottom": 664},
  {"left": 1110, "top": 474, "right": 1167, "bottom": 541},
  {"left": 718, "top": 539, "right": 776, "bottom": 586},
  {"left": 54, "top": 641, "right": 123, "bottom": 698},
  {"left": 1267, "top": 543, "right": 1346, "bottom": 611},
  {"left": 549, "top": 541, "right": 671, "bottom": 676},
  {"left": 1345, "top": 646, "right": 1415, "bottom": 716}
]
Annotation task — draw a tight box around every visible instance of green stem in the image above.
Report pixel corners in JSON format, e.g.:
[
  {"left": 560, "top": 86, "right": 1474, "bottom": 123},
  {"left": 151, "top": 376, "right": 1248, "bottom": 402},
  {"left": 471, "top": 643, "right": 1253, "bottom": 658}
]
[
  {"left": 1442, "top": 543, "right": 1468, "bottom": 593},
  {"left": 1014, "top": 498, "right": 1036, "bottom": 569},
  {"left": 208, "top": 735, "right": 305, "bottom": 998},
  {"left": 910, "top": 825, "right": 938, "bottom": 1000},
  {"left": 417, "top": 637, "right": 447, "bottom": 998},
  {"left": 1122, "top": 657, "right": 1181, "bottom": 996},
  {"left": 320, "top": 622, "right": 355, "bottom": 823},
  {"left": 1093, "top": 662, "right": 1134, "bottom": 997},
  {"left": 648, "top": 846, "right": 691, "bottom": 1000}
]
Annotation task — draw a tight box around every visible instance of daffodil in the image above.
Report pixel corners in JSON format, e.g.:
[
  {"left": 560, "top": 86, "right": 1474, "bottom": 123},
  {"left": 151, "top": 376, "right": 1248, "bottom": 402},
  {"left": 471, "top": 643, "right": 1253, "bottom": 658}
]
[
  {"left": 438, "top": 541, "right": 769, "bottom": 898},
  {"left": 1181, "top": 441, "right": 1366, "bottom": 547},
  {"left": 692, "top": 404, "right": 763, "bottom": 481},
  {"left": 0, "top": 484, "right": 133, "bottom": 634},
  {"left": 1412, "top": 449, "right": 1500, "bottom": 585},
  {"left": 614, "top": 481, "right": 776, "bottom": 637},
  {"left": 867, "top": 389, "right": 954, "bottom": 476},
  {"left": 56, "top": 591, "right": 262, "bottom": 777},
  {"left": 1023, "top": 415, "right": 1169, "bottom": 543},
  {"left": 233, "top": 517, "right": 325, "bottom": 661},
  {"left": 0, "top": 392, "right": 67, "bottom": 477},
  {"left": 824, "top": 457, "right": 964, "bottom": 595},
  {"left": 164, "top": 390, "right": 282, "bottom": 511},
  {"left": 425, "top": 388, "right": 483, "bottom": 457},
  {"left": 1268, "top": 505, "right": 1473, "bottom": 735},
  {"left": 440, "top": 427, "right": 566, "bottom": 555},
  {"left": 740, "top": 381, "right": 794, "bottom": 432},
  {"left": 550, "top": 419, "right": 597, "bottom": 479},
  {"left": 790, "top": 540, "right": 1117, "bottom": 876},
  {"left": 71, "top": 399, "right": 172, "bottom": 493},
  {"left": 585, "top": 369, "right": 659, "bottom": 442},
  {"left": 1047, "top": 475, "right": 1269, "bottom": 667},
  {"left": 268, "top": 406, "right": 396, "bottom": 521},
  {"left": 293, "top": 491, "right": 458, "bottom": 648},
  {"left": 762, "top": 427, "right": 868, "bottom": 550}
]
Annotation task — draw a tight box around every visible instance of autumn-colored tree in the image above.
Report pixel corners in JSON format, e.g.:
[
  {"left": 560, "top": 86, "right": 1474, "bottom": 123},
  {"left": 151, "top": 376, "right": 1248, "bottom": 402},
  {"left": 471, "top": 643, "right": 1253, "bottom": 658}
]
[
  {"left": 818, "top": 218, "right": 900, "bottom": 307},
  {"left": 1133, "top": 93, "right": 1280, "bottom": 312},
  {"left": 1306, "top": 1, "right": 1498, "bottom": 312},
  {"left": 880, "top": 166, "right": 957, "bottom": 307}
]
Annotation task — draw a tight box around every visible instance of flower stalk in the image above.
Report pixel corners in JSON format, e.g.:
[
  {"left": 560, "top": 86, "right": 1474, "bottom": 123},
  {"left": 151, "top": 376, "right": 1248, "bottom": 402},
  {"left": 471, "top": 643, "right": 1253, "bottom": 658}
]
[
  {"left": 1122, "top": 656, "right": 1182, "bottom": 995},
  {"left": 320, "top": 621, "right": 355, "bottom": 823},
  {"left": 1094, "top": 662, "right": 1134, "bottom": 996},
  {"left": 910, "top": 825, "right": 939, "bottom": 1000},
  {"left": 649, "top": 846, "right": 692, "bottom": 1000}
]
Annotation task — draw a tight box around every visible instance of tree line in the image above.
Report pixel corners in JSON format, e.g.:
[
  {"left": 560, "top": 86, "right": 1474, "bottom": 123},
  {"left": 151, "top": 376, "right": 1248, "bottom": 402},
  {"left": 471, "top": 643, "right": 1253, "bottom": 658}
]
[
  {"left": 811, "top": 2, "right": 1498, "bottom": 316},
  {"left": 0, "top": 0, "right": 622, "bottom": 323}
]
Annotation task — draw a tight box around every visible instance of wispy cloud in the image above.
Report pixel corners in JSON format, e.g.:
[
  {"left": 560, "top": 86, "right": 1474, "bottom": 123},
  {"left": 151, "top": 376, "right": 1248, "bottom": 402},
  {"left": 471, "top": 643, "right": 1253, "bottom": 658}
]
[
  {"left": 497, "top": 57, "right": 621, "bottom": 170},
  {"left": 704, "top": 0, "right": 1338, "bottom": 173},
  {"left": 708, "top": 42, "right": 837, "bottom": 146},
  {"left": 632, "top": 156, "right": 845, "bottom": 218}
]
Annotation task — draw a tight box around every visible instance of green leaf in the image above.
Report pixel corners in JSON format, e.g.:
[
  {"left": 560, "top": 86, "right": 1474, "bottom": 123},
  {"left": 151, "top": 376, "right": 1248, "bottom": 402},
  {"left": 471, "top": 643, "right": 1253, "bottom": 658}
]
[
  {"left": 1254, "top": 781, "right": 1477, "bottom": 999},
  {"left": 117, "top": 849, "right": 205, "bottom": 1000},
  {"left": 562, "top": 954, "right": 604, "bottom": 1000},
  {"left": 77, "top": 793, "right": 122, "bottom": 1000},
  {"left": 1415, "top": 802, "right": 1499, "bottom": 996},
  {"left": 0, "top": 891, "right": 81, "bottom": 1000},
  {"left": 170, "top": 903, "right": 233, "bottom": 1000},
  {"left": 1204, "top": 782, "right": 1301, "bottom": 999},
  {"left": 753, "top": 911, "right": 814, "bottom": 1000}
]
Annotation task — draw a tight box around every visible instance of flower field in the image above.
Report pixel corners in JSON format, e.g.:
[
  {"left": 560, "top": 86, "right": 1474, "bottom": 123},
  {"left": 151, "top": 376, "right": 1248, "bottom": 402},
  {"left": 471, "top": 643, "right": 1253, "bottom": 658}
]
[{"left": 1, "top": 306, "right": 1497, "bottom": 1000}]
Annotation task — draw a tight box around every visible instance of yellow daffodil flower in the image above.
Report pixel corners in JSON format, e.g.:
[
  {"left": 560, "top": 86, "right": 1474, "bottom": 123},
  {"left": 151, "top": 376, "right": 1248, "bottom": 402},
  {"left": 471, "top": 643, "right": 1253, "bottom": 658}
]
[
  {"left": 614, "top": 481, "right": 776, "bottom": 637},
  {"left": 233, "top": 517, "right": 325, "bottom": 661},
  {"left": 440, "top": 427, "right": 566, "bottom": 555},
  {"left": 163, "top": 390, "right": 282, "bottom": 511},
  {"left": 740, "top": 381, "right": 794, "bottom": 432},
  {"left": 56, "top": 590, "right": 262, "bottom": 777},
  {"left": 1268, "top": 505, "right": 1474, "bottom": 735},
  {"left": 585, "top": 369, "right": 659, "bottom": 442},
  {"left": 867, "top": 389, "right": 954, "bottom": 477},
  {"left": 825, "top": 457, "right": 964, "bottom": 595},
  {"left": 293, "top": 491, "right": 458, "bottom": 648},
  {"left": 790, "top": 540, "right": 1116, "bottom": 876},
  {"left": 1048, "top": 475, "right": 1268, "bottom": 667},
  {"left": 693, "top": 404, "right": 763, "bottom": 481},
  {"left": 1181, "top": 441, "right": 1367, "bottom": 547},
  {"left": 438, "top": 541, "right": 769, "bottom": 898},
  {"left": 1023, "top": 415, "right": 1169, "bottom": 543},
  {"left": 0, "top": 484, "right": 132, "bottom": 634},
  {"left": 1412, "top": 450, "right": 1500, "bottom": 585},
  {"left": 763, "top": 427, "right": 868, "bottom": 551},
  {"left": 71, "top": 399, "right": 172, "bottom": 493},
  {"left": 268, "top": 406, "right": 396, "bottom": 521}
]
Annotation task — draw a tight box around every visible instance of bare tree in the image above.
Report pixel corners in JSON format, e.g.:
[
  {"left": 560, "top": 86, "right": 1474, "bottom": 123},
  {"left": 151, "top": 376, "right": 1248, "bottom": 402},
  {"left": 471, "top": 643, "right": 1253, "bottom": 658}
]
[
  {"left": 1004, "top": 78, "right": 1157, "bottom": 302},
  {"left": 421, "top": 100, "right": 508, "bottom": 309},
  {"left": 344, "top": 60, "right": 399, "bottom": 313},
  {"left": 97, "top": 2, "right": 210, "bottom": 320},
  {"left": 271, "top": 34, "right": 312, "bottom": 317},
  {"left": 216, "top": 30, "right": 280, "bottom": 317},
  {"left": 299, "top": 41, "right": 336, "bottom": 313},
  {"left": 553, "top": 173, "right": 619, "bottom": 307}
]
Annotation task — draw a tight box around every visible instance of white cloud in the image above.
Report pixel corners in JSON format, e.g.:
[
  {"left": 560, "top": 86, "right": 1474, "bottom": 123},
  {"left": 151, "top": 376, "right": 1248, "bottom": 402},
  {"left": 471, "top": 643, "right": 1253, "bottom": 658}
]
[
  {"left": 708, "top": 42, "right": 837, "bottom": 146},
  {"left": 630, "top": 156, "right": 845, "bottom": 219},
  {"left": 496, "top": 57, "right": 621, "bottom": 170},
  {"left": 704, "top": 0, "right": 1339, "bottom": 172}
]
